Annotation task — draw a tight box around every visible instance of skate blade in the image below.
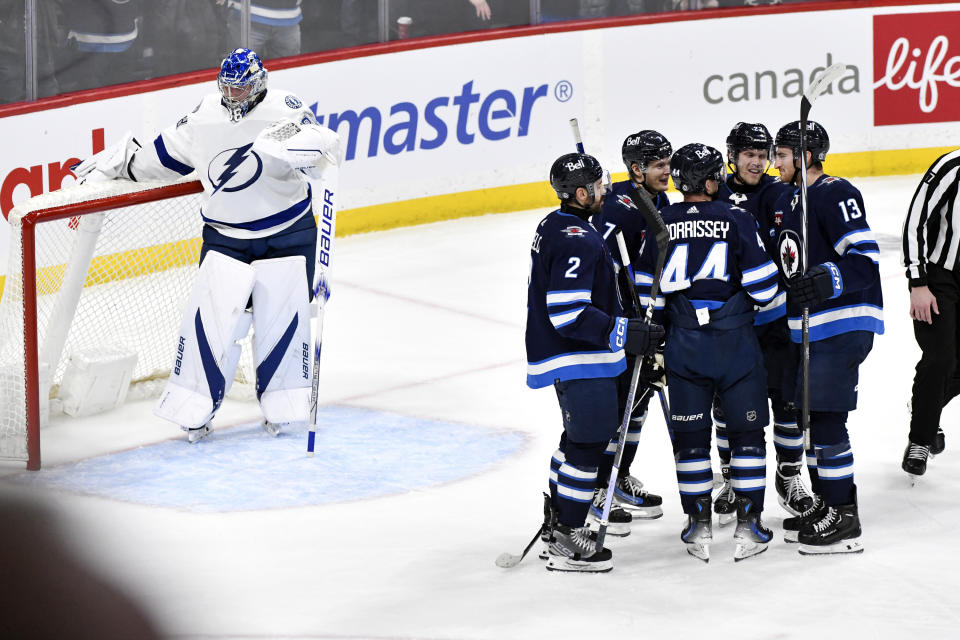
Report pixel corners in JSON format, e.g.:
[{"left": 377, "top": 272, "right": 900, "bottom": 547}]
[
  {"left": 906, "top": 472, "right": 923, "bottom": 487},
  {"left": 784, "top": 530, "right": 799, "bottom": 543},
  {"left": 685, "top": 542, "right": 710, "bottom": 563},
  {"left": 777, "top": 496, "right": 803, "bottom": 517},
  {"left": 262, "top": 420, "right": 282, "bottom": 437},
  {"left": 545, "top": 556, "right": 613, "bottom": 573},
  {"left": 798, "top": 538, "right": 864, "bottom": 555},
  {"left": 185, "top": 425, "right": 213, "bottom": 443},
  {"left": 734, "top": 540, "right": 769, "bottom": 562},
  {"left": 586, "top": 518, "right": 631, "bottom": 537},
  {"left": 618, "top": 504, "right": 664, "bottom": 519},
  {"left": 717, "top": 512, "right": 736, "bottom": 526}
]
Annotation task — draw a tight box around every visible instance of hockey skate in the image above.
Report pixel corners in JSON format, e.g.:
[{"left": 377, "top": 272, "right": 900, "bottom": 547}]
[
  {"left": 783, "top": 495, "right": 825, "bottom": 543},
  {"left": 902, "top": 442, "right": 930, "bottom": 483},
  {"left": 587, "top": 488, "right": 633, "bottom": 537},
  {"left": 182, "top": 423, "right": 212, "bottom": 444},
  {"left": 733, "top": 496, "right": 772, "bottom": 562},
  {"left": 613, "top": 475, "right": 664, "bottom": 519},
  {"left": 712, "top": 464, "right": 736, "bottom": 526},
  {"left": 546, "top": 523, "right": 613, "bottom": 573},
  {"left": 775, "top": 461, "right": 815, "bottom": 516},
  {"left": 681, "top": 495, "right": 713, "bottom": 562},
  {"left": 261, "top": 420, "right": 283, "bottom": 437},
  {"left": 932, "top": 427, "right": 945, "bottom": 456},
  {"left": 797, "top": 489, "right": 863, "bottom": 555}
]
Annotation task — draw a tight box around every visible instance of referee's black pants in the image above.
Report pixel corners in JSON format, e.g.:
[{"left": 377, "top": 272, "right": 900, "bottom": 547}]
[{"left": 911, "top": 264, "right": 960, "bottom": 446}]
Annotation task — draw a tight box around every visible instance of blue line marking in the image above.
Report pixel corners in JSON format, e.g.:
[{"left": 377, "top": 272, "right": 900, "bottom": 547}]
[{"left": 10, "top": 406, "right": 526, "bottom": 513}]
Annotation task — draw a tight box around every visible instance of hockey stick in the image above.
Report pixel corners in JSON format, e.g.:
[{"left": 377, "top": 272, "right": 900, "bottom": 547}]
[
  {"left": 306, "top": 164, "right": 339, "bottom": 456},
  {"left": 567, "top": 117, "right": 670, "bottom": 552},
  {"left": 495, "top": 526, "right": 542, "bottom": 568},
  {"left": 568, "top": 118, "right": 672, "bottom": 421},
  {"left": 797, "top": 62, "right": 847, "bottom": 454}
]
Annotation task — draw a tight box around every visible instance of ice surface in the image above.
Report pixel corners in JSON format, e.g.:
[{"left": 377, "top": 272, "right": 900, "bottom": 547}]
[{"left": 2, "top": 174, "right": 959, "bottom": 639}]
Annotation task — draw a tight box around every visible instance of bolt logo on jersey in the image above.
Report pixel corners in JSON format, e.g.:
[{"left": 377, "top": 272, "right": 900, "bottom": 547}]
[
  {"left": 779, "top": 230, "right": 801, "bottom": 278},
  {"left": 285, "top": 95, "right": 302, "bottom": 109},
  {"left": 209, "top": 143, "right": 263, "bottom": 194}
]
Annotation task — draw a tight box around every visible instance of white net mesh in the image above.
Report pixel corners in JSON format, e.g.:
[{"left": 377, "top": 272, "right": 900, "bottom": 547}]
[{"left": 0, "top": 179, "right": 255, "bottom": 462}]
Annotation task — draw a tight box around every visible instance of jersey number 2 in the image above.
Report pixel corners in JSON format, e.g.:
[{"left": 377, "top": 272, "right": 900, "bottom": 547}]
[{"left": 565, "top": 257, "right": 581, "bottom": 279}]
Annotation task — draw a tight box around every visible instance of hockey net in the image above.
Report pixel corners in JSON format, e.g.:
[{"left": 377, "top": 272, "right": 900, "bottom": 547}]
[{"left": 0, "top": 178, "right": 256, "bottom": 469}]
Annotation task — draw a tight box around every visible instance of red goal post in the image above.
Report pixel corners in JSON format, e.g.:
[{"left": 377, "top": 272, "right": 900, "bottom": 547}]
[{"left": 0, "top": 178, "right": 254, "bottom": 470}]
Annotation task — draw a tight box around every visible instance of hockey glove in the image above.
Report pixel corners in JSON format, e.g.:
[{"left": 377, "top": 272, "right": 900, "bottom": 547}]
[
  {"left": 789, "top": 262, "right": 842, "bottom": 307},
  {"left": 625, "top": 319, "right": 664, "bottom": 357},
  {"left": 72, "top": 132, "right": 141, "bottom": 183},
  {"left": 639, "top": 352, "right": 666, "bottom": 390}
]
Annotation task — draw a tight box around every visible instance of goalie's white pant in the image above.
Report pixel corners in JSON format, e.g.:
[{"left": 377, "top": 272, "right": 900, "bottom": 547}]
[
  {"left": 250, "top": 256, "right": 311, "bottom": 424},
  {"left": 155, "top": 251, "right": 255, "bottom": 429},
  {"left": 155, "top": 252, "right": 312, "bottom": 429}
]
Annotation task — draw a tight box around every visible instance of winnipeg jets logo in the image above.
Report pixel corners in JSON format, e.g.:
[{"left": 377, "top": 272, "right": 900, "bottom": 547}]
[
  {"left": 562, "top": 225, "right": 589, "bottom": 237},
  {"left": 730, "top": 192, "right": 748, "bottom": 205},
  {"left": 209, "top": 143, "right": 263, "bottom": 194},
  {"left": 779, "top": 231, "right": 802, "bottom": 278},
  {"left": 616, "top": 194, "right": 637, "bottom": 210}
]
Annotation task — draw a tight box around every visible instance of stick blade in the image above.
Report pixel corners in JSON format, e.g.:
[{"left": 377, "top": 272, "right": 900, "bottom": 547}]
[
  {"left": 804, "top": 62, "right": 847, "bottom": 105},
  {"left": 495, "top": 552, "right": 522, "bottom": 568}
]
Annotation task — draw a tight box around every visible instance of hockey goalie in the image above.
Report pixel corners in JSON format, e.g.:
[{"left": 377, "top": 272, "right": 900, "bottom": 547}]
[{"left": 73, "top": 48, "right": 341, "bottom": 443}]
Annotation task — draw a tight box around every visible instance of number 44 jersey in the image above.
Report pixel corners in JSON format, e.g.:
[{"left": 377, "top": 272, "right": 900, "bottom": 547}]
[
  {"left": 634, "top": 200, "right": 781, "bottom": 318},
  {"left": 770, "top": 175, "right": 884, "bottom": 342}
]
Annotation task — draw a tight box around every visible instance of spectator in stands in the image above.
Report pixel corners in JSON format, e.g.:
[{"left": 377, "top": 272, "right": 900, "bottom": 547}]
[
  {"left": 56, "top": 0, "right": 144, "bottom": 94},
  {"left": 220, "top": 0, "right": 303, "bottom": 59},
  {"left": 142, "top": 1, "right": 227, "bottom": 78}
]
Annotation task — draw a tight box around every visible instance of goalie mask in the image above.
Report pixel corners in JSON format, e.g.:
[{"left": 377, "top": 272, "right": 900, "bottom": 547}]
[{"left": 219, "top": 48, "right": 268, "bottom": 122}]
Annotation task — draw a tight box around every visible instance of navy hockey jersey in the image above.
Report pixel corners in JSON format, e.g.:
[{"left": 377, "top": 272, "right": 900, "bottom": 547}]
[
  {"left": 634, "top": 200, "right": 780, "bottom": 321},
  {"left": 717, "top": 174, "right": 792, "bottom": 325},
  {"left": 525, "top": 209, "right": 626, "bottom": 389},
  {"left": 592, "top": 180, "right": 669, "bottom": 307},
  {"left": 771, "top": 175, "right": 884, "bottom": 342}
]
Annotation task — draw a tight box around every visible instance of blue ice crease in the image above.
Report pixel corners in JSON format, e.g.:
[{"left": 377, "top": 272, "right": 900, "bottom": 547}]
[{"left": 10, "top": 405, "right": 526, "bottom": 512}]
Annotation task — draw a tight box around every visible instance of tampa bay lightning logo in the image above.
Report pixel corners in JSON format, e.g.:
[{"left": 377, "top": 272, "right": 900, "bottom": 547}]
[
  {"left": 285, "top": 95, "right": 302, "bottom": 109},
  {"left": 208, "top": 143, "right": 262, "bottom": 194}
]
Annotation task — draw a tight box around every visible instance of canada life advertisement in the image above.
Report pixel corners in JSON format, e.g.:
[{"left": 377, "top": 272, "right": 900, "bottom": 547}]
[{"left": 0, "top": 2, "right": 958, "bottom": 282}]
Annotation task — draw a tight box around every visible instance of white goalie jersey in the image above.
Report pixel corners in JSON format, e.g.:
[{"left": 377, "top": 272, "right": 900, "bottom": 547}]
[{"left": 129, "top": 89, "right": 328, "bottom": 239}]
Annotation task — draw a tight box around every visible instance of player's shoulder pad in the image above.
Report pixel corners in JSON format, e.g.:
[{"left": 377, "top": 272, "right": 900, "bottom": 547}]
[{"left": 818, "top": 175, "right": 861, "bottom": 200}]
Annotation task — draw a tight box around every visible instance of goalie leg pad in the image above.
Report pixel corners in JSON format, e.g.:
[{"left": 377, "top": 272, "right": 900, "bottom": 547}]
[
  {"left": 251, "top": 256, "right": 311, "bottom": 424},
  {"left": 154, "top": 251, "right": 255, "bottom": 428}
]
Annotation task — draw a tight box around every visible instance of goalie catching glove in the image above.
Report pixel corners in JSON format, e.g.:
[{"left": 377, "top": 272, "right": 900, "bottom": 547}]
[
  {"left": 72, "top": 132, "right": 141, "bottom": 183},
  {"left": 253, "top": 119, "right": 341, "bottom": 177}
]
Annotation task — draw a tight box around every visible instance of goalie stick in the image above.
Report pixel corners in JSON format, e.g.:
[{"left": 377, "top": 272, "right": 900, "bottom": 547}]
[
  {"left": 797, "top": 62, "right": 847, "bottom": 454},
  {"left": 306, "top": 165, "right": 338, "bottom": 456},
  {"left": 567, "top": 118, "right": 670, "bottom": 553}
]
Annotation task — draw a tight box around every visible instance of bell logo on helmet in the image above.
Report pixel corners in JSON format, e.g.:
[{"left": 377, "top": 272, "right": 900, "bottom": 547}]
[{"left": 564, "top": 158, "right": 586, "bottom": 172}]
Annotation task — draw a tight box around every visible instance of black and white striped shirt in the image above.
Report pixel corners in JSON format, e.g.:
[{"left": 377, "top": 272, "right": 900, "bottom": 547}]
[{"left": 902, "top": 148, "right": 960, "bottom": 287}]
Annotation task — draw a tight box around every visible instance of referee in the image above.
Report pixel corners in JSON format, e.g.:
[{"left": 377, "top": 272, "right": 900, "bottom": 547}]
[{"left": 901, "top": 148, "right": 960, "bottom": 477}]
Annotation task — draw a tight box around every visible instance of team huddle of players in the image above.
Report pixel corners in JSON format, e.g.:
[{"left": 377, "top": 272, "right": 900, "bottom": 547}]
[{"left": 525, "top": 121, "right": 883, "bottom": 572}]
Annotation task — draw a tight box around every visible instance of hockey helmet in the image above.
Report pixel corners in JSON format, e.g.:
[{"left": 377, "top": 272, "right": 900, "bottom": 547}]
[
  {"left": 550, "top": 153, "right": 604, "bottom": 201},
  {"left": 775, "top": 120, "right": 830, "bottom": 166},
  {"left": 622, "top": 130, "right": 672, "bottom": 174},
  {"left": 725, "top": 122, "right": 773, "bottom": 165},
  {"left": 218, "top": 48, "right": 268, "bottom": 122},
  {"left": 670, "top": 143, "right": 725, "bottom": 194}
]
